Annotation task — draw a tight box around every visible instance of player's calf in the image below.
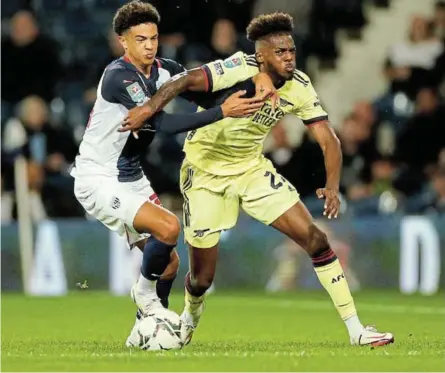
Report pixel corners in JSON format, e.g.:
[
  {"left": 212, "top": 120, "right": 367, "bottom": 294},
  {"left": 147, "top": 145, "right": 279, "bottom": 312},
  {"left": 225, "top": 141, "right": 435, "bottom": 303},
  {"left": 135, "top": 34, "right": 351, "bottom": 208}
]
[
  {"left": 180, "top": 244, "right": 218, "bottom": 344},
  {"left": 132, "top": 202, "right": 181, "bottom": 315},
  {"left": 157, "top": 250, "right": 180, "bottom": 308},
  {"left": 180, "top": 272, "right": 207, "bottom": 345},
  {"left": 304, "top": 224, "right": 364, "bottom": 337}
]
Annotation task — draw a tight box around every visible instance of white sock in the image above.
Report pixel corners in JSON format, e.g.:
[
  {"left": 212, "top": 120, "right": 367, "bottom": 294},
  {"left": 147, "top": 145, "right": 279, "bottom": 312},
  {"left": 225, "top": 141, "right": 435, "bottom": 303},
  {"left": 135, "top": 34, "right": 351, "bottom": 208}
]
[
  {"left": 137, "top": 273, "right": 157, "bottom": 294},
  {"left": 344, "top": 314, "right": 364, "bottom": 338}
]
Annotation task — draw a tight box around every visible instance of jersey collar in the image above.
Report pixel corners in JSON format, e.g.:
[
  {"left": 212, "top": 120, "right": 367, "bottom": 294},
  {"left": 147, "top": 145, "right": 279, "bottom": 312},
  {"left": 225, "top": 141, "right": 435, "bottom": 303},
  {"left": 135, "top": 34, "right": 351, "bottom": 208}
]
[{"left": 120, "top": 56, "right": 160, "bottom": 82}]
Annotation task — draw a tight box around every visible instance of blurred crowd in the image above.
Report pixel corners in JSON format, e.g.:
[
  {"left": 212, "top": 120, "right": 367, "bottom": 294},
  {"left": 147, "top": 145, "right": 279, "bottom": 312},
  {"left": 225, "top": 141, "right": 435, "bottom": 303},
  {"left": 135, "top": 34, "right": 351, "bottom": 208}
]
[{"left": 1, "top": 0, "right": 444, "bottom": 223}]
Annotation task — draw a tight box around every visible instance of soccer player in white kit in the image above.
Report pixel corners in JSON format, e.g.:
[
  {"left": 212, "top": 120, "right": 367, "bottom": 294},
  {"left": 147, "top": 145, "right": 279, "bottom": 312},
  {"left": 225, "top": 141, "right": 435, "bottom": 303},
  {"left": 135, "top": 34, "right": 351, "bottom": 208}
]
[{"left": 70, "top": 1, "right": 269, "bottom": 346}]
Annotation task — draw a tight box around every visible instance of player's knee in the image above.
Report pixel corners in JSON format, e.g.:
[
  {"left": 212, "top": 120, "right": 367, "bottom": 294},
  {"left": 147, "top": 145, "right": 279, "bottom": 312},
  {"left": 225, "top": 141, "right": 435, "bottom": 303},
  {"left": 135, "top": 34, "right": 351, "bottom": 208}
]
[
  {"left": 191, "top": 274, "right": 214, "bottom": 295},
  {"left": 306, "top": 224, "right": 329, "bottom": 256},
  {"left": 157, "top": 214, "right": 181, "bottom": 245}
]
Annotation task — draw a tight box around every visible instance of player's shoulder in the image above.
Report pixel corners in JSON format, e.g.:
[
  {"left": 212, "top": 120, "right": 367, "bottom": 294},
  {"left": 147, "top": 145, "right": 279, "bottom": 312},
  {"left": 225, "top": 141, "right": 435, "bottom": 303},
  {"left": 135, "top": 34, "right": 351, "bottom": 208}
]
[
  {"left": 156, "top": 58, "right": 185, "bottom": 75},
  {"left": 101, "top": 59, "right": 138, "bottom": 101},
  {"left": 292, "top": 69, "right": 311, "bottom": 87},
  {"left": 242, "top": 53, "right": 258, "bottom": 68},
  {"left": 221, "top": 51, "right": 258, "bottom": 68},
  {"left": 103, "top": 59, "right": 138, "bottom": 85}
]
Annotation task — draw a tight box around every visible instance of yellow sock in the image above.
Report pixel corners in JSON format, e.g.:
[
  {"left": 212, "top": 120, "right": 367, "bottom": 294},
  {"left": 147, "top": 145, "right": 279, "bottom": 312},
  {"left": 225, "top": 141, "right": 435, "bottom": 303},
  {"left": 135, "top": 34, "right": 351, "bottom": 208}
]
[
  {"left": 313, "top": 249, "right": 357, "bottom": 320},
  {"left": 184, "top": 286, "right": 205, "bottom": 314}
]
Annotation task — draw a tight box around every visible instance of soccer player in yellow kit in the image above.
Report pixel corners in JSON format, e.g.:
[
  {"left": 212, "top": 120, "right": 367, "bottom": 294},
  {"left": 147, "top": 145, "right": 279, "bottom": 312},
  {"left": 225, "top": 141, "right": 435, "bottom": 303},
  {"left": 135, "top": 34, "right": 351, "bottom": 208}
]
[{"left": 121, "top": 12, "right": 394, "bottom": 347}]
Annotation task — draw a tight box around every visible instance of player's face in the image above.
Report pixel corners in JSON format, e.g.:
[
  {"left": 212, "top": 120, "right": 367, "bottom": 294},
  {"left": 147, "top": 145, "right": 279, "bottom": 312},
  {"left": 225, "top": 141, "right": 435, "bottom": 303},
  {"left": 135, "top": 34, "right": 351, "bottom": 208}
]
[
  {"left": 120, "top": 23, "right": 159, "bottom": 66},
  {"left": 257, "top": 33, "right": 296, "bottom": 81}
]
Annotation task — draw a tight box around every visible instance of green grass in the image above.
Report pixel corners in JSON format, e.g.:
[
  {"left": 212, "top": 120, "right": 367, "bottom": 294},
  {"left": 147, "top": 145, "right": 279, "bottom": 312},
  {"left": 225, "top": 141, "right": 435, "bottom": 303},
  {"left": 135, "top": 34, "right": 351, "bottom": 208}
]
[{"left": 2, "top": 291, "right": 445, "bottom": 371}]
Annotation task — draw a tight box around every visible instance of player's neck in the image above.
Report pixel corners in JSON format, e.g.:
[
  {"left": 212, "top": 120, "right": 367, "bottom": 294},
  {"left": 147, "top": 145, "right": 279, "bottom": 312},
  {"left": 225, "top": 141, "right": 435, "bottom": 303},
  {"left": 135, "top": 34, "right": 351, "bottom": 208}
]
[
  {"left": 124, "top": 54, "right": 152, "bottom": 78},
  {"left": 259, "top": 67, "right": 284, "bottom": 87}
]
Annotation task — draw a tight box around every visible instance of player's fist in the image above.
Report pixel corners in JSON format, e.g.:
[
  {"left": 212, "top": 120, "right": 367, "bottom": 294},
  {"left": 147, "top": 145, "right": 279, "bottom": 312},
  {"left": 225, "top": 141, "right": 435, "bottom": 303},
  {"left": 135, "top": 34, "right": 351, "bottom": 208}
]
[
  {"left": 316, "top": 188, "right": 340, "bottom": 219},
  {"left": 120, "top": 104, "right": 155, "bottom": 139},
  {"left": 220, "top": 90, "right": 264, "bottom": 118}
]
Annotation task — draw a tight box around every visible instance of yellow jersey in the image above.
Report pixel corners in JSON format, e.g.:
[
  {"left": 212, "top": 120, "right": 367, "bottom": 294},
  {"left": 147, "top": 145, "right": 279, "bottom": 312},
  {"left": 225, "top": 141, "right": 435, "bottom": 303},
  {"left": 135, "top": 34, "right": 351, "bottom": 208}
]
[{"left": 184, "top": 52, "right": 328, "bottom": 176}]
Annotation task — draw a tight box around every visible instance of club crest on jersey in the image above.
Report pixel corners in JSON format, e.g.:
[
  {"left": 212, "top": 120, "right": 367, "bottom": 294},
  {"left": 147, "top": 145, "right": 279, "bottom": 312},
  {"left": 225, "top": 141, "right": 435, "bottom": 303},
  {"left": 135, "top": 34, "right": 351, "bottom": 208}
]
[
  {"left": 126, "top": 82, "right": 145, "bottom": 103},
  {"left": 223, "top": 57, "right": 242, "bottom": 68}
]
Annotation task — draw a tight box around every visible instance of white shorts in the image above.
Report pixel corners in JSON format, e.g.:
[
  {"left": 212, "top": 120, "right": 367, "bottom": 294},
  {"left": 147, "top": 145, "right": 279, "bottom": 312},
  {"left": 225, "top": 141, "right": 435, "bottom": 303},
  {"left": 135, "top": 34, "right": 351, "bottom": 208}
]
[{"left": 74, "top": 176, "right": 161, "bottom": 246}]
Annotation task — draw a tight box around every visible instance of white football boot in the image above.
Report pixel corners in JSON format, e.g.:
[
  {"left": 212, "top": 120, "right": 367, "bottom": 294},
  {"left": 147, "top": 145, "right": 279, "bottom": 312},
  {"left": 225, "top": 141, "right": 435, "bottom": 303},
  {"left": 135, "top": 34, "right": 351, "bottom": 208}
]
[
  {"left": 179, "top": 302, "right": 205, "bottom": 346},
  {"left": 125, "top": 313, "right": 141, "bottom": 347},
  {"left": 130, "top": 282, "right": 163, "bottom": 316},
  {"left": 125, "top": 321, "right": 140, "bottom": 347},
  {"left": 351, "top": 325, "right": 394, "bottom": 347}
]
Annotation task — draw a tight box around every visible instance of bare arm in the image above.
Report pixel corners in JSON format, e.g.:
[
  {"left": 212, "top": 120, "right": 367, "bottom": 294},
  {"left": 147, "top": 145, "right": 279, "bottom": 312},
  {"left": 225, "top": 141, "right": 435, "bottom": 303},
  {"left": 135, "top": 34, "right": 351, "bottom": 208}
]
[
  {"left": 143, "top": 68, "right": 208, "bottom": 117},
  {"left": 120, "top": 71, "right": 275, "bottom": 135},
  {"left": 308, "top": 121, "right": 343, "bottom": 218}
]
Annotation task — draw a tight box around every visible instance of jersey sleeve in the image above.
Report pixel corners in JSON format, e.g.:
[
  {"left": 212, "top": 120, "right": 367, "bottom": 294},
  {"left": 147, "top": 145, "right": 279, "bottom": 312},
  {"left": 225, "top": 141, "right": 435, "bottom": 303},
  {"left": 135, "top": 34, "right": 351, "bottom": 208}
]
[
  {"left": 291, "top": 71, "right": 329, "bottom": 125},
  {"left": 157, "top": 58, "right": 186, "bottom": 76},
  {"left": 101, "top": 67, "right": 147, "bottom": 109},
  {"left": 201, "top": 51, "right": 259, "bottom": 92}
]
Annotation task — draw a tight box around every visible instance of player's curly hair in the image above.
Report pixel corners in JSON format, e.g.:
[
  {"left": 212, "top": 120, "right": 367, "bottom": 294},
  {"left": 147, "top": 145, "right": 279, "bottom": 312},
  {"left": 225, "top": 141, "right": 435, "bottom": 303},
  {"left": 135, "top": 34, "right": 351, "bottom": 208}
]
[
  {"left": 246, "top": 12, "right": 294, "bottom": 42},
  {"left": 113, "top": 1, "right": 160, "bottom": 35}
]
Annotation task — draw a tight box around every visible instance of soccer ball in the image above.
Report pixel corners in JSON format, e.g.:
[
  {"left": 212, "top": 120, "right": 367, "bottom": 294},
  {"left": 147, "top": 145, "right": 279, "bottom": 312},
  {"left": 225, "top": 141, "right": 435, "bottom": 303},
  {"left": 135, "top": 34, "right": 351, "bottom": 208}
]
[{"left": 137, "top": 308, "right": 183, "bottom": 351}]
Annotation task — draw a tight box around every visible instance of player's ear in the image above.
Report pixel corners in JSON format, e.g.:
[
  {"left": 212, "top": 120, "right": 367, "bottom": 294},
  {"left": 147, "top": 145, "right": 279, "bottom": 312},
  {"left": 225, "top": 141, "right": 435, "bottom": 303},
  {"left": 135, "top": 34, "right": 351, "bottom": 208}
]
[
  {"left": 255, "top": 51, "right": 264, "bottom": 64},
  {"left": 118, "top": 35, "right": 127, "bottom": 51}
]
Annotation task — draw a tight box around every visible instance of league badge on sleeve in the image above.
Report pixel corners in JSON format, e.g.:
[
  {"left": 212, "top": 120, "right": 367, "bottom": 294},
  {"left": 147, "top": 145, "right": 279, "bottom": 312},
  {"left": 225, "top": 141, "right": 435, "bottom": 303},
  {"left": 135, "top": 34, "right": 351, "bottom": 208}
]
[
  {"left": 223, "top": 57, "right": 242, "bottom": 68},
  {"left": 126, "top": 82, "right": 146, "bottom": 103}
]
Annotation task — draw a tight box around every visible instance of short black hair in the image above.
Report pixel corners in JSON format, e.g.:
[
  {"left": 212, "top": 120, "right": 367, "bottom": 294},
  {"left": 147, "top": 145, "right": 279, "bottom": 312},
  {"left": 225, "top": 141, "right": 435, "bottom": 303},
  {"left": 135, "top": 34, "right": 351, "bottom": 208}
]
[
  {"left": 246, "top": 12, "right": 294, "bottom": 42},
  {"left": 113, "top": 1, "right": 160, "bottom": 36}
]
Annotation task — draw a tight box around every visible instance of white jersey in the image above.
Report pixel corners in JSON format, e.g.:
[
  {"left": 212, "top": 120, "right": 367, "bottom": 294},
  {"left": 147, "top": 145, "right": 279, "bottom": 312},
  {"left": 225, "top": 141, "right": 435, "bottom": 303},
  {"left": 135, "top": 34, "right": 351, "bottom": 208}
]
[{"left": 70, "top": 56, "right": 185, "bottom": 182}]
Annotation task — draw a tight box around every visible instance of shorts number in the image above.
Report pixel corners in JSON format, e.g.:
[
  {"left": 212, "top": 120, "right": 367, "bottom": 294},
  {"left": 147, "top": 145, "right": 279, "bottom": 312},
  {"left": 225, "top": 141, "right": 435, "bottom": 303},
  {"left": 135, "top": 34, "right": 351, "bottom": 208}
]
[{"left": 264, "top": 171, "right": 284, "bottom": 190}]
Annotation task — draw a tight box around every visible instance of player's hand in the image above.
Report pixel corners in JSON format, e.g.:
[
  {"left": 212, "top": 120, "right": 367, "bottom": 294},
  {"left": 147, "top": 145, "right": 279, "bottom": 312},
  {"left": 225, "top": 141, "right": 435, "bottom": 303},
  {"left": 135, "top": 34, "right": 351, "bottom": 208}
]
[
  {"left": 316, "top": 188, "right": 340, "bottom": 219},
  {"left": 220, "top": 90, "right": 264, "bottom": 118},
  {"left": 119, "top": 104, "right": 156, "bottom": 139},
  {"left": 253, "top": 72, "right": 279, "bottom": 111}
]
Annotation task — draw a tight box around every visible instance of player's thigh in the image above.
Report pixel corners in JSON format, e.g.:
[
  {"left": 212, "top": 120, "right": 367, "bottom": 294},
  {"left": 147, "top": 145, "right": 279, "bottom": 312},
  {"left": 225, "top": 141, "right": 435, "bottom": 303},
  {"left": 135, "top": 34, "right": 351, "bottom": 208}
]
[
  {"left": 270, "top": 201, "right": 315, "bottom": 248},
  {"left": 74, "top": 177, "right": 134, "bottom": 236},
  {"left": 131, "top": 180, "right": 179, "bottom": 245},
  {"left": 75, "top": 177, "right": 178, "bottom": 245},
  {"left": 132, "top": 201, "right": 180, "bottom": 245},
  {"left": 240, "top": 159, "right": 300, "bottom": 228},
  {"left": 180, "top": 161, "right": 239, "bottom": 249}
]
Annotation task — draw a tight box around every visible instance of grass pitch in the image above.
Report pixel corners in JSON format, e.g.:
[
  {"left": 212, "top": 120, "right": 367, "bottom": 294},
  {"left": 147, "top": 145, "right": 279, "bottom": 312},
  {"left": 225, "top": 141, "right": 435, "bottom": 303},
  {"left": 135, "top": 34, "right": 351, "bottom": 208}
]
[{"left": 2, "top": 290, "right": 444, "bottom": 371}]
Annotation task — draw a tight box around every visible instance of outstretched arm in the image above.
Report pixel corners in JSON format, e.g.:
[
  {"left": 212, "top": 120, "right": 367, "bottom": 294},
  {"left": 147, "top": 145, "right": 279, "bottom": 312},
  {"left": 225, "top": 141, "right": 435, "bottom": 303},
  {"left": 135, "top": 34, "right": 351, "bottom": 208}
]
[
  {"left": 137, "top": 68, "right": 208, "bottom": 121},
  {"left": 291, "top": 70, "right": 342, "bottom": 218},
  {"left": 153, "top": 90, "right": 264, "bottom": 135},
  {"left": 120, "top": 53, "right": 277, "bottom": 135}
]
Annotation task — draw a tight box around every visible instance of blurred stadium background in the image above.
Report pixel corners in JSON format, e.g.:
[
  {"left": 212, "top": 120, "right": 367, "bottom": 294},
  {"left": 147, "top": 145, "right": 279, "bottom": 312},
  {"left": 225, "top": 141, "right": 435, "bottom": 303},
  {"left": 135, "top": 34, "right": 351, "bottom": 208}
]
[{"left": 1, "top": 0, "right": 445, "bottom": 297}]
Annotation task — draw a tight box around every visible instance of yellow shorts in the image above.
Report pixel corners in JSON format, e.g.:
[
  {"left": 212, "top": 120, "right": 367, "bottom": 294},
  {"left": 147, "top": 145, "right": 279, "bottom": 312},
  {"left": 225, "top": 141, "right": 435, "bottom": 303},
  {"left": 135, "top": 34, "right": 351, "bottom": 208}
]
[{"left": 180, "top": 157, "right": 300, "bottom": 248}]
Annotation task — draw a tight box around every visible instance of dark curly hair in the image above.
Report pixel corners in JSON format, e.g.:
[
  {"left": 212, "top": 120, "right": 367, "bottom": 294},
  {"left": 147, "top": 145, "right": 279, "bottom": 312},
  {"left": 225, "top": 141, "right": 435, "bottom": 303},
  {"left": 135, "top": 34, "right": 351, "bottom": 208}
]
[
  {"left": 113, "top": 1, "right": 160, "bottom": 36},
  {"left": 246, "top": 12, "right": 294, "bottom": 42}
]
